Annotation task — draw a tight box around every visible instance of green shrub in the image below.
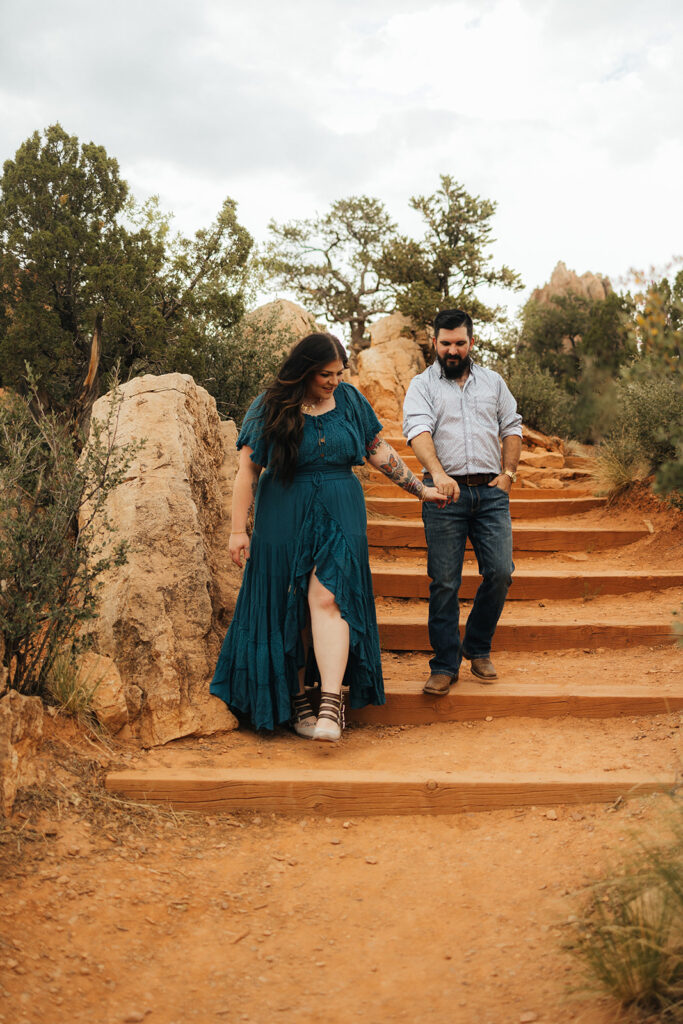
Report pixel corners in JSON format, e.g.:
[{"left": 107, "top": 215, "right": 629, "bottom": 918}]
[
  {"left": 496, "top": 351, "right": 572, "bottom": 437},
  {"left": 572, "top": 797, "right": 683, "bottom": 1019},
  {"left": 596, "top": 376, "right": 683, "bottom": 495},
  {"left": 618, "top": 377, "right": 681, "bottom": 469},
  {"left": 0, "top": 381, "right": 142, "bottom": 697}
]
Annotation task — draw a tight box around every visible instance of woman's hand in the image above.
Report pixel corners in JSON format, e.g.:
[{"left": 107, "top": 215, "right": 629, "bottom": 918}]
[
  {"left": 229, "top": 532, "right": 250, "bottom": 567},
  {"left": 421, "top": 485, "right": 451, "bottom": 506}
]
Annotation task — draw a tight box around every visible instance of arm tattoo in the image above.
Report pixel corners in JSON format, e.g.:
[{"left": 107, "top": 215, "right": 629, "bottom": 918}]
[
  {"left": 375, "top": 441, "right": 424, "bottom": 498},
  {"left": 366, "top": 434, "right": 382, "bottom": 456}
]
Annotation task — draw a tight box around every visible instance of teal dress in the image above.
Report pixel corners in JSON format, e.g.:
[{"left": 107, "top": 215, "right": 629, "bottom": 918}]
[{"left": 210, "top": 381, "right": 385, "bottom": 731}]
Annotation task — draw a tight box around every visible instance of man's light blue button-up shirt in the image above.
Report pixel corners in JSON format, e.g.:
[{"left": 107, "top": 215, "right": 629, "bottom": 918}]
[{"left": 402, "top": 361, "right": 523, "bottom": 477}]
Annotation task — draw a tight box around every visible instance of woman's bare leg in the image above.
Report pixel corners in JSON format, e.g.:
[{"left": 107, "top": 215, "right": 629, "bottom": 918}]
[{"left": 307, "top": 570, "right": 349, "bottom": 695}]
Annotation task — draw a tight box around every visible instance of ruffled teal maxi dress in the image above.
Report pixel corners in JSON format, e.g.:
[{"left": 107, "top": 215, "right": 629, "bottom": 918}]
[{"left": 210, "top": 381, "right": 385, "bottom": 731}]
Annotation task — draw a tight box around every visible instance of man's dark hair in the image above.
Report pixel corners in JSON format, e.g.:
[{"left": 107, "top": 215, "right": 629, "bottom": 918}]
[{"left": 433, "top": 309, "right": 473, "bottom": 340}]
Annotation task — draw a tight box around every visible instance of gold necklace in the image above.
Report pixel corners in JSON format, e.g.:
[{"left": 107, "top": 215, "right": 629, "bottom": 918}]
[{"left": 301, "top": 397, "right": 323, "bottom": 414}]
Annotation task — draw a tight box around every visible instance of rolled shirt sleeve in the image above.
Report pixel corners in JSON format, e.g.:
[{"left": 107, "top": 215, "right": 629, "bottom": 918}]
[
  {"left": 403, "top": 375, "right": 437, "bottom": 444},
  {"left": 497, "top": 377, "right": 523, "bottom": 439}
]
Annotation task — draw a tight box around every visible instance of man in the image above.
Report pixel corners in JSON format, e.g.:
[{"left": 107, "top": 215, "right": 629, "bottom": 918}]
[{"left": 403, "top": 309, "right": 522, "bottom": 694}]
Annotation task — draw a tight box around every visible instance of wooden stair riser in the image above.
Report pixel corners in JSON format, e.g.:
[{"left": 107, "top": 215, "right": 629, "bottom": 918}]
[
  {"left": 378, "top": 622, "right": 674, "bottom": 651},
  {"left": 367, "top": 497, "right": 606, "bottom": 519},
  {"left": 367, "top": 522, "right": 648, "bottom": 552},
  {"left": 104, "top": 769, "right": 674, "bottom": 816},
  {"left": 371, "top": 570, "right": 683, "bottom": 600},
  {"left": 349, "top": 690, "right": 683, "bottom": 725}
]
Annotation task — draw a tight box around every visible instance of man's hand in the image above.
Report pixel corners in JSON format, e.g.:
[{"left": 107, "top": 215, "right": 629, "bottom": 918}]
[
  {"left": 489, "top": 473, "right": 512, "bottom": 494},
  {"left": 432, "top": 470, "right": 459, "bottom": 502}
]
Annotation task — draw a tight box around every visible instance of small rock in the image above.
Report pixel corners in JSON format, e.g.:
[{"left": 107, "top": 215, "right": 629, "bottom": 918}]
[
  {"left": 330, "top": 839, "right": 341, "bottom": 845},
  {"left": 123, "top": 1013, "right": 150, "bottom": 1023},
  {"left": 545, "top": 810, "right": 558, "bottom": 821},
  {"left": 485, "top": 716, "right": 493, "bottom": 723},
  {"left": 365, "top": 856, "right": 378, "bottom": 865},
  {"left": 519, "top": 1014, "right": 538, "bottom": 1023}
]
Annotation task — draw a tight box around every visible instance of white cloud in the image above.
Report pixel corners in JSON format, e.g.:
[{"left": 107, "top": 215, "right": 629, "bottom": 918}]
[{"left": 1, "top": 0, "right": 682, "bottom": 320}]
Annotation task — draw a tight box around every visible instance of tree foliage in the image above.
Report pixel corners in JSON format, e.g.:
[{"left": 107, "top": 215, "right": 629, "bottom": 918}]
[
  {"left": 622, "top": 269, "right": 683, "bottom": 495},
  {"left": 380, "top": 175, "right": 523, "bottom": 329},
  {"left": 263, "top": 196, "right": 397, "bottom": 358},
  {"left": 520, "top": 290, "right": 636, "bottom": 390},
  {"left": 0, "top": 124, "right": 254, "bottom": 416}
]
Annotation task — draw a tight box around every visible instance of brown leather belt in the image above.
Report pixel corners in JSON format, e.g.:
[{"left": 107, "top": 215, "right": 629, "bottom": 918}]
[{"left": 450, "top": 473, "right": 496, "bottom": 486}]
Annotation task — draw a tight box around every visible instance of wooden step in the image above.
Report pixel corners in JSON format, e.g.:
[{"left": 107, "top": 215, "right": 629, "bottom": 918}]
[
  {"left": 371, "top": 567, "right": 683, "bottom": 600},
  {"left": 367, "top": 520, "right": 649, "bottom": 551},
  {"left": 104, "top": 767, "right": 674, "bottom": 816},
  {"left": 366, "top": 496, "right": 606, "bottom": 519},
  {"left": 349, "top": 683, "right": 683, "bottom": 725},
  {"left": 377, "top": 618, "right": 674, "bottom": 650}
]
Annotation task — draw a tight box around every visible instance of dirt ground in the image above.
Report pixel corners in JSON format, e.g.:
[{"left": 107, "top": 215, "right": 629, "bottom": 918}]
[
  {"left": 1, "top": 486, "right": 681, "bottom": 1024},
  {"left": 1, "top": 712, "right": 681, "bottom": 1024}
]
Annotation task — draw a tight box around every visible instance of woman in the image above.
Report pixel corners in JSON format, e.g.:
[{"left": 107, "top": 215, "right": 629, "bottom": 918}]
[{"left": 210, "top": 332, "right": 446, "bottom": 742}]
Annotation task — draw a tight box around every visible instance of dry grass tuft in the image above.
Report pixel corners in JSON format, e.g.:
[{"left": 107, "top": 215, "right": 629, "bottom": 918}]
[
  {"left": 571, "top": 795, "right": 683, "bottom": 1021},
  {"left": 595, "top": 432, "right": 652, "bottom": 502}
]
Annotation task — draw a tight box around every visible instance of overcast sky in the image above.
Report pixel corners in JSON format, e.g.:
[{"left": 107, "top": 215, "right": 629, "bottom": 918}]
[{"left": 2, "top": 0, "right": 682, "bottom": 323}]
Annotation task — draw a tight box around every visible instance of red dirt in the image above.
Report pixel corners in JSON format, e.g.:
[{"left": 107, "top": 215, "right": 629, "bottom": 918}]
[{"left": 1, "top": 481, "right": 682, "bottom": 1024}]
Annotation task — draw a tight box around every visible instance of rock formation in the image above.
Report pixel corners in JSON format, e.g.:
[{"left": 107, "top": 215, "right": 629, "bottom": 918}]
[
  {"left": 244, "top": 298, "right": 320, "bottom": 357},
  {"left": 0, "top": 691, "right": 44, "bottom": 816},
  {"left": 531, "top": 261, "right": 612, "bottom": 306},
  {"left": 75, "top": 652, "right": 128, "bottom": 733},
  {"left": 84, "top": 374, "right": 240, "bottom": 746},
  {"left": 357, "top": 313, "right": 429, "bottom": 431}
]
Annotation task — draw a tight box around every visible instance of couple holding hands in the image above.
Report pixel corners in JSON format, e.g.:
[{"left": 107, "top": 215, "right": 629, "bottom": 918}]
[{"left": 210, "top": 309, "right": 522, "bottom": 742}]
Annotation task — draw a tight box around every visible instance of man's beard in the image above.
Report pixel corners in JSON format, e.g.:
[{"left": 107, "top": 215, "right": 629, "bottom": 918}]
[{"left": 438, "top": 353, "right": 471, "bottom": 379}]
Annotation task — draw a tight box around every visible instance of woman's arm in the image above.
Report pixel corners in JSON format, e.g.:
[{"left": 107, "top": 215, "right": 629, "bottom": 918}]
[
  {"left": 365, "top": 436, "right": 447, "bottom": 502},
  {"left": 229, "top": 446, "right": 263, "bottom": 567}
]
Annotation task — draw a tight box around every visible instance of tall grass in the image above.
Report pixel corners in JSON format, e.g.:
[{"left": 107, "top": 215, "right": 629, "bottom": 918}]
[
  {"left": 572, "top": 797, "right": 683, "bottom": 1020},
  {"left": 45, "top": 650, "right": 102, "bottom": 726},
  {"left": 595, "top": 430, "right": 652, "bottom": 498}
]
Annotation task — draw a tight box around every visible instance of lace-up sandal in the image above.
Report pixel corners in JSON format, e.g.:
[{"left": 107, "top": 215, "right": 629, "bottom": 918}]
[
  {"left": 291, "top": 692, "right": 317, "bottom": 739},
  {"left": 312, "top": 691, "right": 345, "bottom": 743}
]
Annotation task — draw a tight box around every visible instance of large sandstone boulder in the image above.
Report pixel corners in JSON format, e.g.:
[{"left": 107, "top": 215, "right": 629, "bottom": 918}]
[
  {"left": 0, "top": 691, "right": 44, "bottom": 816},
  {"left": 245, "top": 298, "right": 321, "bottom": 358},
  {"left": 75, "top": 652, "right": 128, "bottom": 733},
  {"left": 84, "top": 374, "right": 240, "bottom": 746},
  {"left": 357, "top": 314, "right": 428, "bottom": 432},
  {"left": 531, "top": 261, "right": 612, "bottom": 306}
]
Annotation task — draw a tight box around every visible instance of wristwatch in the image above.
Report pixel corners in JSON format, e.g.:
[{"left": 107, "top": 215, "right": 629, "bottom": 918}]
[{"left": 503, "top": 469, "right": 517, "bottom": 483}]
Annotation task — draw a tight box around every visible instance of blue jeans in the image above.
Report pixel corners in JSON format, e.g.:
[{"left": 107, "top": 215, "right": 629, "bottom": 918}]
[{"left": 421, "top": 483, "right": 514, "bottom": 675}]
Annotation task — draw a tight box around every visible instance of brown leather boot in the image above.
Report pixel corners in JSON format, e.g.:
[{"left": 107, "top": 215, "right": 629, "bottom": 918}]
[
  {"left": 469, "top": 657, "right": 497, "bottom": 682},
  {"left": 423, "top": 672, "right": 458, "bottom": 695}
]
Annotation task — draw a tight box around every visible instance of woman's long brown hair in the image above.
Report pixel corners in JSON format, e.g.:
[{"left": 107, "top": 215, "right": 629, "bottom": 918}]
[{"left": 262, "top": 333, "right": 348, "bottom": 484}]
